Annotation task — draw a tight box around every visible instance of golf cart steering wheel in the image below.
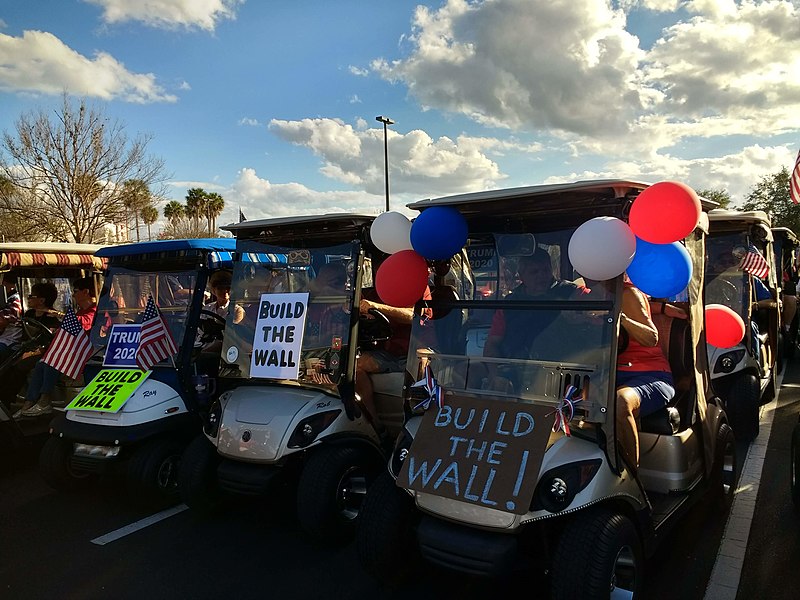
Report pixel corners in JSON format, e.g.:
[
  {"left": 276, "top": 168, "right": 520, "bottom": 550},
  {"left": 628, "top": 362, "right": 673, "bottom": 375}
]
[
  {"left": 707, "top": 278, "right": 739, "bottom": 306},
  {"left": 21, "top": 317, "right": 54, "bottom": 347},
  {"left": 199, "top": 310, "right": 227, "bottom": 342},
  {"left": 358, "top": 308, "right": 392, "bottom": 346}
]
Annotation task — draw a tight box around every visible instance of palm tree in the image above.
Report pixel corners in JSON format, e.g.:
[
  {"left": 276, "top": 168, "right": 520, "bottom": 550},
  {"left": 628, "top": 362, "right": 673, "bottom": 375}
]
[
  {"left": 185, "top": 188, "right": 208, "bottom": 233},
  {"left": 141, "top": 205, "right": 159, "bottom": 241},
  {"left": 163, "top": 200, "right": 185, "bottom": 224},
  {"left": 120, "top": 179, "right": 151, "bottom": 242},
  {"left": 206, "top": 192, "right": 225, "bottom": 234}
]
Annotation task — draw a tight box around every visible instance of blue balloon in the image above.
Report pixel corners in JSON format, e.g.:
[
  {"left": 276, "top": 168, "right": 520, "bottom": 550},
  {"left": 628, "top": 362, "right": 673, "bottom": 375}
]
[
  {"left": 410, "top": 206, "right": 468, "bottom": 260},
  {"left": 627, "top": 238, "right": 692, "bottom": 298}
]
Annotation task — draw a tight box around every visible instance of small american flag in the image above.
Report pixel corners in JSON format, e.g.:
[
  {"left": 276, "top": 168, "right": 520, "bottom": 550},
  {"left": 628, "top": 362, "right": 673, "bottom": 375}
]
[
  {"left": 8, "top": 292, "right": 21, "bottom": 318},
  {"left": 791, "top": 149, "right": 800, "bottom": 205},
  {"left": 42, "top": 305, "right": 93, "bottom": 379},
  {"left": 136, "top": 296, "right": 178, "bottom": 371},
  {"left": 739, "top": 244, "right": 770, "bottom": 279}
]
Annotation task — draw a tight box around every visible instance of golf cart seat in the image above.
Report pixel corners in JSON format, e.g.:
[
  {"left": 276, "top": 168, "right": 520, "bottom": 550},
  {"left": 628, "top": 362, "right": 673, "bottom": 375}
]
[{"left": 640, "top": 307, "right": 692, "bottom": 436}]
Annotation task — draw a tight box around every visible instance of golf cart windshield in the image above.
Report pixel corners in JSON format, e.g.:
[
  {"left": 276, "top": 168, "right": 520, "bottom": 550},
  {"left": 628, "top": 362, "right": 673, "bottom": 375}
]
[
  {"left": 705, "top": 233, "right": 750, "bottom": 318},
  {"left": 90, "top": 267, "right": 198, "bottom": 359},
  {"left": 221, "top": 241, "right": 360, "bottom": 392},
  {"left": 408, "top": 230, "right": 615, "bottom": 423}
]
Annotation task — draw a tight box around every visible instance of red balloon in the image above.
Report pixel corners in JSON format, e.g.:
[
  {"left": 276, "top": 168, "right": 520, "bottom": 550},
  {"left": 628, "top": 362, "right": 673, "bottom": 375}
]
[
  {"left": 375, "top": 250, "right": 429, "bottom": 307},
  {"left": 629, "top": 181, "right": 701, "bottom": 244},
  {"left": 705, "top": 304, "right": 745, "bottom": 348}
]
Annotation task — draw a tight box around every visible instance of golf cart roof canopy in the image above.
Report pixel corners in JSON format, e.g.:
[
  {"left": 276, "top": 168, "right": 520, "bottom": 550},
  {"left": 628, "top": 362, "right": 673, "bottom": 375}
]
[
  {"left": 772, "top": 226, "right": 799, "bottom": 245},
  {"left": 0, "top": 242, "right": 106, "bottom": 272},
  {"left": 222, "top": 213, "right": 376, "bottom": 245},
  {"left": 708, "top": 209, "right": 773, "bottom": 241},
  {"left": 408, "top": 179, "right": 714, "bottom": 232},
  {"left": 96, "top": 238, "right": 237, "bottom": 258}
]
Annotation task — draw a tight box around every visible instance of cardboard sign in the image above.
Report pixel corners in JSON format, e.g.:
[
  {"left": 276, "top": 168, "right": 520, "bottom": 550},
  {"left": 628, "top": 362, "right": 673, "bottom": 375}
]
[
  {"left": 396, "top": 395, "right": 552, "bottom": 515},
  {"left": 250, "top": 292, "right": 309, "bottom": 379},
  {"left": 65, "top": 369, "right": 150, "bottom": 413},
  {"left": 103, "top": 324, "right": 141, "bottom": 367}
]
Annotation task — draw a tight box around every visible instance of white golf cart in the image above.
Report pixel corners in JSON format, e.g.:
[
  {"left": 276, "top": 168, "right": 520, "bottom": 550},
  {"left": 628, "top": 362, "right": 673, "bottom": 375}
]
[
  {"left": 356, "top": 181, "right": 734, "bottom": 598},
  {"left": 772, "top": 226, "right": 800, "bottom": 364},
  {"left": 39, "top": 238, "right": 237, "bottom": 505},
  {"left": 705, "top": 209, "right": 779, "bottom": 442},
  {"left": 179, "top": 214, "right": 429, "bottom": 542}
]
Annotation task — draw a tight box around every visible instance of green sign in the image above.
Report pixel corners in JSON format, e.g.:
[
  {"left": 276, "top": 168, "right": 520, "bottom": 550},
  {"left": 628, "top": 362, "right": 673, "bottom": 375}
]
[{"left": 65, "top": 369, "right": 150, "bottom": 413}]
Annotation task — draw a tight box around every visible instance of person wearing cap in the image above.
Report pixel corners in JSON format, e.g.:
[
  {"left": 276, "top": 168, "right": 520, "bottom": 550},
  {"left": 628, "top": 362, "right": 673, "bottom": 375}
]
[{"left": 204, "top": 270, "right": 244, "bottom": 323}]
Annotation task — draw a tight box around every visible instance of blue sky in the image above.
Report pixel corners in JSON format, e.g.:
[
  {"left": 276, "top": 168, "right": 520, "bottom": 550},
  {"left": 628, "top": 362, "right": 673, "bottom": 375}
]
[{"left": 2, "top": 0, "right": 799, "bottom": 232}]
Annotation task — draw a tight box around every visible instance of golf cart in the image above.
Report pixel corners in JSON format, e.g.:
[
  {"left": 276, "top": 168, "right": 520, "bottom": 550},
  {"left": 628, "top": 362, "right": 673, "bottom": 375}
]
[
  {"left": 179, "top": 214, "right": 432, "bottom": 542},
  {"left": 705, "top": 209, "right": 779, "bottom": 442},
  {"left": 772, "top": 226, "right": 799, "bottom": 363},
  {"left": 0, "top": 242, "right": 104, "bottom": 460},
  {"left": 356, "top": 181, "right": 734, "bottom": 598},
  {"left": 39, "top": 238, "right": 237, "bottom": 504}
]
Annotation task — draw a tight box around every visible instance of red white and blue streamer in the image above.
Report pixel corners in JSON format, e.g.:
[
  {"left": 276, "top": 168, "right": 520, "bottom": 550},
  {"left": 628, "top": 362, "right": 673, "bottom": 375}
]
[
  {"left": 550, "top": 385, "right": 581, "bottom": 436},
  {"left": 412, "top": 364, "right": 445, "bottom": 411}
]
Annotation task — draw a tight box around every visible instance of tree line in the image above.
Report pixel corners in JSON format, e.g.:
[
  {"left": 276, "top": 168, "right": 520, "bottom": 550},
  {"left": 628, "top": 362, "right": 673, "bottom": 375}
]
[{"left": 0, "top": 95, "right": 224, "bottom": 243}]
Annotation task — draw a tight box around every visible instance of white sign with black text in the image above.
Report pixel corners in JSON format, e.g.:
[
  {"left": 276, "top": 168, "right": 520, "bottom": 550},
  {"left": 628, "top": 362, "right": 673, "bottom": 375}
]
[{"left": 250, "top": 292, "right": 309, "bottom": 380}]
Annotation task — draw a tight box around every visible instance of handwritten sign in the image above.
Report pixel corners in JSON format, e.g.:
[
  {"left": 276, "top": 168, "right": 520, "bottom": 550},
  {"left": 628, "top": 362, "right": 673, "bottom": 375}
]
[
  {"left": 250, "top": 292, "right": 309, "bottom": 379},
  {"left": 103, "top": 324, "right": 141, "bottom": 367},
  {"left": 65, "top": 369, "right": 150, "bottom": 413},
  {"left": 396, "top": 395, "right": 551, "bottom": 515}
]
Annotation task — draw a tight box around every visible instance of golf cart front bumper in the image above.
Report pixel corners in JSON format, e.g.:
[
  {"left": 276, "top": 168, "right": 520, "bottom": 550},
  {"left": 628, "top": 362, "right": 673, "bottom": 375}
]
[{"left": 216, "top": 458, "right": 284, "bottom": 495}]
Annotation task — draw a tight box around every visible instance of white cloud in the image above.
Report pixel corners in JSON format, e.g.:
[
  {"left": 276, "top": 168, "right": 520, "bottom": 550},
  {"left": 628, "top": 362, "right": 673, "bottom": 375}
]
[
  {"left": 546, "top": 144, "right": 797, "bottom": 205},
  {"left": 348, "top": 65, "right": 369, "bottom": 77},
  {"left": 0, "top": 30, "right": 176, "bottom": 102},
  {"left": 84, "top": 0, "right": 242, "bottom": 31},
  {"left": 238, "top": 117, "right": 261, "bottom": 127},
  {"left": 349, "top": 94, "right": 362, "bottom": 104},
  {"left": 268, "top": 117, "right": 506, "bottom": 196},
  {"left": 371, "top": 0, "right": 800, "bottom": 161}
]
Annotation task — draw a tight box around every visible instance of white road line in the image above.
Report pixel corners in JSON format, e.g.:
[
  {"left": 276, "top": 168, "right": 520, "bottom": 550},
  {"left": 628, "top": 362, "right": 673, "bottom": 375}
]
[
  {"left": 91, "top": 503, "right": 188, "bottom": 546},
  {"left": 703, "top": 370, "right": 784, "bottom": 600}
]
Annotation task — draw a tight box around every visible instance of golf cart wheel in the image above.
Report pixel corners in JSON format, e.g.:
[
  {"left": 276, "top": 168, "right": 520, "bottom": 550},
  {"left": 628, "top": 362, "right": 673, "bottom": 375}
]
[
  {"left": 39, "top": 436, "right": 92, "bottom": 491},
  {"left": 551, "top": 508, "right": 643, "bottom": 600},
  {"left": 297, "top": 445, "right": 382, "bottom": 543},
  {"left": 179, "top": 435, "right": 222, "bottom": 515},
  {"left": 724, "top": 373, "right": 760, "bottom": 443},
  {"left": 711, "top": 422, "right": 736, "bottom": 509},
  {"left": 791, "top": 424, "right": 800, "bottom": 510},
  {"left": 356, "top": 470, "right": 420, "bottom": 585},
  {"left": 127, "top": 438, "right": 182, "bottom": 506}
]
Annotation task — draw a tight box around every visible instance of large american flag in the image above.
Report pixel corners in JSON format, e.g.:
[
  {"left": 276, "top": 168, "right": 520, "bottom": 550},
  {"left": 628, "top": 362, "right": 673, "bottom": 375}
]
[
  {"left": 791, "top": 149, "right": 800, "bottom": 205},
  {"left": 136, "top": 295, "right": 178, "bottom": 371},
  {"left": 42, "top": 305, "right": 94, "bottom": 379},
  {"left": 739, "top": 243, "right": 770, "bottom": 279}
]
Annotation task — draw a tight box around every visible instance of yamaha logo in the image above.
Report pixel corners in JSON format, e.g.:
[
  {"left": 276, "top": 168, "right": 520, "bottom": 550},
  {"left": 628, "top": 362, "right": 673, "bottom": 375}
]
[{"left": 241, "top": 430, "right": 252, "bottom": 442}]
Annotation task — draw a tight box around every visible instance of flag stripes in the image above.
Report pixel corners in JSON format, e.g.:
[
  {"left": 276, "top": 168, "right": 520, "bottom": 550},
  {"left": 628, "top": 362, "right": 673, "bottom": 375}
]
[{"left": 42, "top": 305, "right": 93, "bottom": 379}]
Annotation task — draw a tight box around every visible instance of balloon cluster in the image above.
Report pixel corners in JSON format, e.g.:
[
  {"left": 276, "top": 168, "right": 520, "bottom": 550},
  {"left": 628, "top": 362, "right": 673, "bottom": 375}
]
[
  {"left": 568, "top": 181, "right": 700, "bottom": 298},
  {"left": 370, "top": 207, "right": 467, "bottom": 307}
]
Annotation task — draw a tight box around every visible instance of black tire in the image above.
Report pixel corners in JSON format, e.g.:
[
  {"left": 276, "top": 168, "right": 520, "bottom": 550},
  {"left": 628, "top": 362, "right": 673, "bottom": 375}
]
[
  {"left": 724, "top": 373, "right": 760, "bottom": 443},
  {"left": 39, "top": 436, "right": 92, "bottom": 491},
  {"left": 356, "top": 470, "right": 420, "bottom": 585},
  {"left": 127, "top": 438, "right": 183, "bottom": 506},
  {"left": 791, "top": 424, "right": 800, "bottom": 510},
  {"left": 179, "top": 435, "right": 222, "bottom": 515},
  {"left": 711, "top": 423, "right": 736, "bottom": 509},
  {"left": 297, "top": 445, "right": 383, "bottom": 543},
  {"left": 551, "top": 508, "right": 643, "bottom": 600}
]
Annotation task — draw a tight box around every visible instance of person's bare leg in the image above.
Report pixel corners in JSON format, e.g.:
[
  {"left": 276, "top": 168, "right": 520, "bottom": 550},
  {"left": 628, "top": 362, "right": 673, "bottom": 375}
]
[
  {"left": 355, "top": 353, "right": 382, "bottom": 431},
  {"left": 616, "top": 387, "right": 641, "bottom": 473}
]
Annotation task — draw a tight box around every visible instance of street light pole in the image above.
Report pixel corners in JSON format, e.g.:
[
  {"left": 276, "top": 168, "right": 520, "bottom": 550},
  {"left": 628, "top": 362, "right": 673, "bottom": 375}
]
[{"left": 376, "top": 115, "right": 394, "bottom": 212}]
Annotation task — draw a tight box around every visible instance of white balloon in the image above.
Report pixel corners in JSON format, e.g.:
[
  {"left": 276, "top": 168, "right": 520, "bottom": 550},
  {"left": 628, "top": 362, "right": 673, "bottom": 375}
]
[
  {"left": 370, "top": 211, "right": 413, "bottom": 254},
  {"left": 568, "top": 217, "right": 636, "bottom": 281}
]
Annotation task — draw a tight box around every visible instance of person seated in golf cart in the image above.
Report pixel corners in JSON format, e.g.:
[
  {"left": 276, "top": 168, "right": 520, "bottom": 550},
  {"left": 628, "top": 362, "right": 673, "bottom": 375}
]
[
  {"left": 14, "top": 278, "right": 96, "bottom": 418},
  {"left": 615, "top": 280, "right": 675, "bottom": 473}
]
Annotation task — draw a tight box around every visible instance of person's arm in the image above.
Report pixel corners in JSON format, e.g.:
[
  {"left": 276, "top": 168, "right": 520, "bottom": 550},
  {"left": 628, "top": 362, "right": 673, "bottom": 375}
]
[
  {"left": 76, "top": 306, "right": 96, "bottom": 331},
  {"left": 620, "top": 287, "right": 658, "bottom": 348},
  {"left": 359, "top": 298, "right": 413, "bottom": 325}
]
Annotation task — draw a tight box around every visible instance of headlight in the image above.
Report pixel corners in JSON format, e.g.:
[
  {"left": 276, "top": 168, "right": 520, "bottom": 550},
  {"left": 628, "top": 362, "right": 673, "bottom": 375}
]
[
  {"left": 204, "top": 397, "right": 224, "bottom": 439},
  {"left": 287, "top": 410, "right": 342, "bottom": 448},
  {"left": 714, "top": 349, "right": 746, "bottom": 374},
  {"left": 389, "top": 427, "right": 414, "bottom": 478},
  {"left": 532, "top": 459, "right": 602, "bottom": 513},
  {"left": 73, "top": 443, "right": 121, "bottom": 458}
]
